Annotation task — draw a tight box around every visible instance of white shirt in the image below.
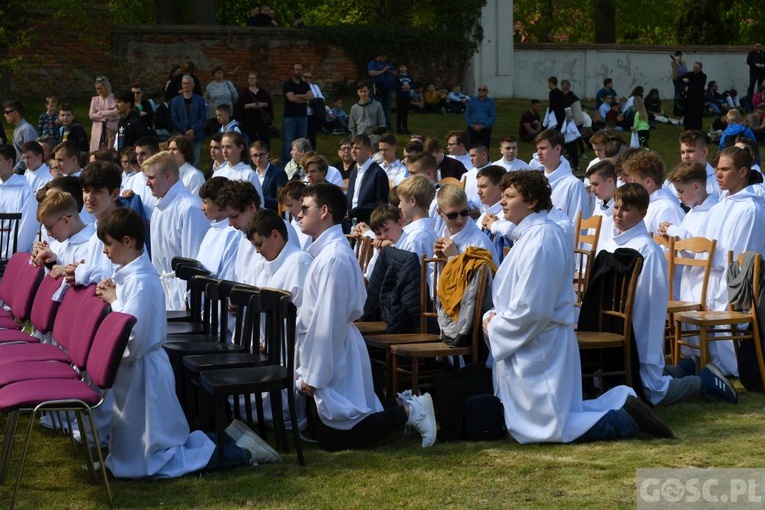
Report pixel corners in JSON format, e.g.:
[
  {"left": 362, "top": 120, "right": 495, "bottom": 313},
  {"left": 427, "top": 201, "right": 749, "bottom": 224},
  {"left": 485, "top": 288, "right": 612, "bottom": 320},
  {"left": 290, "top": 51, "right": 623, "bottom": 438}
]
[
  {"left": 214, "top": 161, "right": 266, "bottom": 207},
  {"left": 645, "top": 187, "right": 685, "bottom": 236},
  {"left": 351, "top": 158, "right": 373, "bottom": 209},
  {"left": 545, "top": 158, "right": 590, "bottom": 222},
  {"left": 24, "top": 163, "right": 52, "bottom": 192},
  {"left": 493, "top": 157, "right": 528, "bottom": 172},
  {"left": 381, "top": 159, "right": 407, "bottom": 184},
  {"left": 179, "top": 162, "right": 205, "bottom": 196},
  {"left": 197, "top": 218, "right": 240, "bottom": 280}
]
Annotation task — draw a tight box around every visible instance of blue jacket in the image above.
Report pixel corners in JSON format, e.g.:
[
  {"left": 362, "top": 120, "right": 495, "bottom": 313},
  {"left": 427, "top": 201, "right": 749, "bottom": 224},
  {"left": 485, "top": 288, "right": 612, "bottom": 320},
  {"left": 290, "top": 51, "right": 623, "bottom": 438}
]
[
  {"left": 465, "top": 96, "right": 497, "bottom": 129},
  {"left": 170, "top": 94, "right": 207, "bottom": 143},
  {"left": 719, "top": 123, "right": 756, "bottom": 151}
]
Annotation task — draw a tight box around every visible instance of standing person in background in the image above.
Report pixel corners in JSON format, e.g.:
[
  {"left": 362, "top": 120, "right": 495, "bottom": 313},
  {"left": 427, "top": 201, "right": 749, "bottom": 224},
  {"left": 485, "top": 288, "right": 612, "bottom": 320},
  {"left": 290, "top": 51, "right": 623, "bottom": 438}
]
[
  {"left": 131, "top": 83, "right": 155, "bottom": 130},
  {"left": 670, "top": 51, "right": 687, "bottom": 114},
  {"left": 465, "top": 84, "right": 496, "bottom": 149},
  {"left": 204, "top": 66, "right": 238, "bottom": 135},
  {"left": 368, "top": 52, "right": 396, "bottom": 130},
  {"left": 38, "top": 96, "right": 60, "bottom": 144},
  {"left": 394, "top": 64, "right": 414, "bottom": 134},
  {"left": 547, "top": 76, "right": 565, "bottom": 131},
  {"left": 58, "top": 100, "right": 90, "bottom": 156},
  {"left": 164, "top": 61, "right": 202, "bottom": 103},
  {"left": 170, "top": 75, "right": 207, "bottom": 166},
  {"left": 747, "top": 44, "right": 765, "bottom": 103},
  {"left": 89, "top": 75, "right": 120, "bottom": 153},
  {"left": 303, "top": 71, "right": 325, "bottom": 153},
  {"left": 234, "top": 71, "right": 273, "bottom": 147},
  {"left": 281, "top": 63, "right": 313, "bottom": 164},
  {"left": 681, "top": 62, "right": 707, "bottom": 131},
  {"left": 3, "top": 100, "right": 38, "bottom": 173}
]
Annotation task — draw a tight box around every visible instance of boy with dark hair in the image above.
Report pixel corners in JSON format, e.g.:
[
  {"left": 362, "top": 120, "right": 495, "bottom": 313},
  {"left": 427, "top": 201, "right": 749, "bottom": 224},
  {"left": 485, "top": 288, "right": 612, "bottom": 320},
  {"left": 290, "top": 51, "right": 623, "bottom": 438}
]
[
  {"left": 296, "top": 182, "right": 437, "bottom": 450},
  {"left": 534, "top": 129, "right": 589, "bottom": 222},
  {"left": 364, "top": 203, "right": 407, "bottom": 279},
  {"left": 0, "top": 143, "right": 38, "bottom": 252},
  {"left": 21, "top": 140, "right": 52, "bottom": 192},
  {"left": 347, "top": 133, "right": 389, "bottom": 225},
  {"left": 216, "top": 103, "right": 242, "bottom": 136},
  {"left": 585, "top": 160, "right": 619, "bottom": 250},
  {"left": 349, "top": 80, "right": 386, "bottom": 136},
  {"left": 114, "top": 90, "right": 150, "bottom": 151},
  {"left": 600, "top": 183, "right": 738, "bottom": 406},
  {"left": 197, "top": 176, "right": 240, "bottom": 279},
  {"left": 669, "top": 130, "right": 720, "bottom": 198},
  {"left": 494, "top": 136, "right": 527, "bottom": 171},
  {"left": 95, "top": 207, "right": 276, "bottom": 477},
  {"left": 168, "top": 135, "right": 205, "bottom": 195},
  {"left": 52, "top": 139, "right": 82, "bottom": 177},
  {"left": 58, "top": 103, "right": 89, "bottom": 153},
  {"left": 3, "top": 99, "right": 38, "bottom": 172}
]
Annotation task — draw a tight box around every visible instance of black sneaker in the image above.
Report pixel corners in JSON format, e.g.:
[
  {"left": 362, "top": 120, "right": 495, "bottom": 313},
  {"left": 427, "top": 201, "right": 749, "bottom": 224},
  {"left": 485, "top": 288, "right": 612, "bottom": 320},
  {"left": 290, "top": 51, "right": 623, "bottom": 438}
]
[
  {"left": 699, "top": 363, "right": 738, "bottom": 403},
  {"left": 623, "top": 396, "right": 675, "bottom": 438}
]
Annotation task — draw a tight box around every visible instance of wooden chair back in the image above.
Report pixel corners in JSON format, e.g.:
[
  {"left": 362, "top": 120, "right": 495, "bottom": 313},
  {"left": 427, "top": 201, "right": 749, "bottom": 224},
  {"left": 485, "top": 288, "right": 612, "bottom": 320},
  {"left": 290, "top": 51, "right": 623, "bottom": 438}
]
[
  {"left": 345, "top": 234, "right": 374, "bottom": 274},
  {"left": 671, "top": 236, "right": 716, "bottom": 310},
  {"left": 652, "top": 234, "right": 676, "bottom": 295},
  {"left": 421, "top": 255, "right": 447, "bottom": 333},
  {"left": 575, "top": 211, "right": 602, "bottom": 253},
  {"left": 573, "top": 213, "right": 602, "bottom": 306}
]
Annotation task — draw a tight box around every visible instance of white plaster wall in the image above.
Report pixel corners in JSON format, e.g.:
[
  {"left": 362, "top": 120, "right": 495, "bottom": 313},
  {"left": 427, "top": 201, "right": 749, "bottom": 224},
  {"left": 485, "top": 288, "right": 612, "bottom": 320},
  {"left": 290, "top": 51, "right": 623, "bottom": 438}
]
[{"left": 508, "top": 47, "right": 751, "bottom": 101}]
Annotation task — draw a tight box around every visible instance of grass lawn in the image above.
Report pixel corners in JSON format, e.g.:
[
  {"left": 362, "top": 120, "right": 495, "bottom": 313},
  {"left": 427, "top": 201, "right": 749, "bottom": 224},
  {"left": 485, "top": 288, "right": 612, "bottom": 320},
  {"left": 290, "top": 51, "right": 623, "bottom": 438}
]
[
  {"left": 1, "top": 390, "right": 764, "bottom": 509},
  {"left": 1, "top": 98, "right": 754, "bottom": 509}
]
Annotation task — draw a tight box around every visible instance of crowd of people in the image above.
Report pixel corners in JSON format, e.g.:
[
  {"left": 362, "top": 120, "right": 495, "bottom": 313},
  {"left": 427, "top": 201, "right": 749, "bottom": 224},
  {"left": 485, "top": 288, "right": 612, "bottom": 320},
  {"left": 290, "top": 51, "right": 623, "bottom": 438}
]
[{"left": 2, "top": 51, "right": 765, "bottom": 483}]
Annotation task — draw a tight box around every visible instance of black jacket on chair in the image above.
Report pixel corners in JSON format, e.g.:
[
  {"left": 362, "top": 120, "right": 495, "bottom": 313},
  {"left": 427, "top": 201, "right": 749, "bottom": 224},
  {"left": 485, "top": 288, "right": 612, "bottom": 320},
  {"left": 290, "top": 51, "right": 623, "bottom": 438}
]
[
  {"left": 578, "top": 248, "right": 648, "bottom": 403},
  {"left": 347, "top": 161, "right": 389, "bottom": 224},
  {"left": 361, "top": 247, "right": 421, "bottom": 334}
]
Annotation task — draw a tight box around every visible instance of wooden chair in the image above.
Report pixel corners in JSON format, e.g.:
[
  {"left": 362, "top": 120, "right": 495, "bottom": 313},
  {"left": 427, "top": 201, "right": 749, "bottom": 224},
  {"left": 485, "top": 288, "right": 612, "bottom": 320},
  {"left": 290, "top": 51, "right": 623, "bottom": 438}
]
[
  {"left": 577, "top": 257, "right": 643, "bottom": 389},
  {"left": 345, "top": 234, "right": 374, "bottom": 274},
  {"left": 389, "top": 264, "right": 491, "bottom": 394},
  {"left": 573, "top": 212, "right": 602, "bottom": 306},
  {"left": 667, "top": 237, "right": 716, "bottom": 363},
  {"left": 674, "top": 252, "right": 765, "bottom": 390},
  {"left": 651, "top": 234, "right": 675, "bottom": 353},
  {"left": 364, "top": 256, "right": 445, "bottom": 397}
]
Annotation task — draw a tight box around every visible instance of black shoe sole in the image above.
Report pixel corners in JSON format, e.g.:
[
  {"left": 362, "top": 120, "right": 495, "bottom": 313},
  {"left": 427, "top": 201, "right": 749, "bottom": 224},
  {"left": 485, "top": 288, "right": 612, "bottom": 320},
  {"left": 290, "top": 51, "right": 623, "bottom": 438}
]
[{"left": 624, "top": 396, "right": 675, "bottom": 439}]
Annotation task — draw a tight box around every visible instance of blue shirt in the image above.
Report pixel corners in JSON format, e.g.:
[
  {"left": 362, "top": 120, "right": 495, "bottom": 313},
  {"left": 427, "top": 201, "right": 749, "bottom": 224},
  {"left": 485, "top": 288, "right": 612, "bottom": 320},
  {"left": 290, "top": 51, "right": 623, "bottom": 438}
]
[{"left": 465, "top": 96, "right": 497, "bottom": 128}]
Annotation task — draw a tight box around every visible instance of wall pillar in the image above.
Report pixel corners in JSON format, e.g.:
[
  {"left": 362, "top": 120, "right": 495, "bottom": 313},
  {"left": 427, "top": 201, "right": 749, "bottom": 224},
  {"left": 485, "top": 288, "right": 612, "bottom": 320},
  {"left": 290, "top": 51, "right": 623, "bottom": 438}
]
[{"left": 468, "top": 0, "right": 514, "bottom": 98}]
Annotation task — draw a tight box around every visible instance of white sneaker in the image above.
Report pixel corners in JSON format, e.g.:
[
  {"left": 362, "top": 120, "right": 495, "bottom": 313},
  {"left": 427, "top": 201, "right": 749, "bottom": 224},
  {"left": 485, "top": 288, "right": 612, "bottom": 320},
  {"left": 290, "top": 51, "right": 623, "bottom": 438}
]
[
  {"left": 225, "top": 419, "right": 252, "bottom": 442},
  {"left": 235, "top": 428, "right": 281, "bottom": 465},
  {"left": 406, "top": 393, "right": 437, "bottom": 447}
]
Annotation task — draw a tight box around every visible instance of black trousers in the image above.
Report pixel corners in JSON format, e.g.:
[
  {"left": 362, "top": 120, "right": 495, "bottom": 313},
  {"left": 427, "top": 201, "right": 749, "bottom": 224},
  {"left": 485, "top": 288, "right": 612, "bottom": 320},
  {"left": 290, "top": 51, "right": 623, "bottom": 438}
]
[
  {"left": 307, "top": 398, "right": 407, "bottom": 451},
  {"left": 468, "top": 126, "right": 492, "bottom": 150},
  {"left": 396, "top": 95, "right": 411, "bottom": 131}
]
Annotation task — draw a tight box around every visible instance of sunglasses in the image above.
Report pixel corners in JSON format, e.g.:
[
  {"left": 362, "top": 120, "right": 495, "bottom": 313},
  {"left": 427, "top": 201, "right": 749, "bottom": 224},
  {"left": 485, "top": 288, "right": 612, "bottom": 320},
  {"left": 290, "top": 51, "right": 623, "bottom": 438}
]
[{"left": 442, "top": 209, "right": 470, "bottom": 220}]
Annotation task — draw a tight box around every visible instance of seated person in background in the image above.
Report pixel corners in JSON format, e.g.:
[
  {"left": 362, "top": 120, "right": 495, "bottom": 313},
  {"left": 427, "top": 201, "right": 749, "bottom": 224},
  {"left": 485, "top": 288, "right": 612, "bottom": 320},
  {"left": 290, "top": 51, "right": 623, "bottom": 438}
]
[
  {"left": 600, "top": 183, "right": 739, "bottom": 406},
  {"left": 95, "top": 208, "right": 277, "bottom": 477},
  {"left": 446, "top": 85, "right": 469, "bottom": 114},
  {"left": 410, "top": 84, "right": 425, "bottom": 113},
  {"left": 295, "top": 183, "right": 437, "bottom": 450},
  {"left": 719, "top": 109, "right": 756, "bottom": 151},
  {"left": 704, "top": 81, "right": 728, "bottom": 116},
  {"left": 743, "top": 103, "right": 765, "bottom": 143},
  {"left": 434, "top": 184, "right": 498, "bottom": 265},
  {"left": 483, "top": 170, "right": 673, "bottom": 444},
  {"left": 424, "top": 84, "right": 447, "bottom": 114},
  {"left": 725, "top": 88, "right": 742, "bottom": 110},
  {"left": 519, "top": 99, "right": 542, "bottom": 143},
  {"left": 327, "top": 98, "right": 349, "bottom": 134},
  {"left": 620, "top": 150, "right": 684, "bottom": 236},
  {"left": 599, "top": 95, "right": 613, "bottom": 121}
]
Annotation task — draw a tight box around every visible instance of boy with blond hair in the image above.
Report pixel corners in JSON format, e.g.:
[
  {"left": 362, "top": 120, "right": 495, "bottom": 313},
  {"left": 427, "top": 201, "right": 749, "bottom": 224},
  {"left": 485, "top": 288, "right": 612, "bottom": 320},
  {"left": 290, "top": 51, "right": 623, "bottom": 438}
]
[{"left": 396, "top": 174, "right": 437, "bottom": 258}]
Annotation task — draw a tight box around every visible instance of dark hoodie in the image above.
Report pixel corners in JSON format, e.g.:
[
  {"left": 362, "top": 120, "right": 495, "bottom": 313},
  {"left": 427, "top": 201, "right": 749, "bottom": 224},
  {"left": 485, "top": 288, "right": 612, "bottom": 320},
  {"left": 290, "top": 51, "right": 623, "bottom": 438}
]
[{"left": 60, "top": 120, "right": 89, "bottom": 153}]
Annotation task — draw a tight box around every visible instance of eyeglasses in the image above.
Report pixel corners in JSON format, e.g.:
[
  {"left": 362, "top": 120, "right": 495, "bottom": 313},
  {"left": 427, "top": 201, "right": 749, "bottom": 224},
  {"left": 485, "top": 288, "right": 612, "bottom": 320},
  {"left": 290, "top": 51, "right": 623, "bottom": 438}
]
[
  {"left": 446, "top": 142, "right": 459, "bottom": 146},
  {"left": 300, "top": 204, "right": 320, "bottom": 213},
  {"left": 478, "top": 88, "right": 488, "bottom": 91},
  {"left": 3, "top": 110, "right": 14, "bottom": 115},
  {"left": 251, "top": 152, "right": 267, "bottom": 158},
  {"left": 339, "top": 147, "right": 352, "bottom": 152},
  {"left": 43, "top": 214, "right": 72, "bottom": 232},
  {"left": 442, "top": 209, "right": 470, "bottom": 220}
]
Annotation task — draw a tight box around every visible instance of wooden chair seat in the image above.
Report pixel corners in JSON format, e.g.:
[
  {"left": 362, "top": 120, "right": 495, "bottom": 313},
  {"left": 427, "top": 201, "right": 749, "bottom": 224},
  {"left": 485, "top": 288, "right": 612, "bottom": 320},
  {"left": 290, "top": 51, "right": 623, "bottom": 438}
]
[
  {"left": 390, "top": 341, "right": 470, "bottom": 358},
  {"left": 667, "top": 300, "right": 702, "bottom": 313},
  {"left": 365, "top": 333, "right": 441, "bottom": 349},
  {"left": 576, "top": 331, "right": 626, "bottom": 349},
  {"left": 674, "top": 310, "right": 751, "bottom": 326},
  {"left": 354, "top": 321, "right": 388, "bottom": 336}
]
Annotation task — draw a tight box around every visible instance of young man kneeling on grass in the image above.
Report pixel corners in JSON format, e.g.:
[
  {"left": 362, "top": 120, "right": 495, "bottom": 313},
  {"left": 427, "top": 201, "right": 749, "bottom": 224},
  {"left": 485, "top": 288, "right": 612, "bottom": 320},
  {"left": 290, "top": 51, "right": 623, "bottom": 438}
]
[
  {"left": 296, "top": 183, "right": 437, "bottom": 450},
  {"left": 483, "top": 171, "right": 674, "bottom": 444},
  {"left": 95, "top": 208, "right": 279, "bottom": 477}
]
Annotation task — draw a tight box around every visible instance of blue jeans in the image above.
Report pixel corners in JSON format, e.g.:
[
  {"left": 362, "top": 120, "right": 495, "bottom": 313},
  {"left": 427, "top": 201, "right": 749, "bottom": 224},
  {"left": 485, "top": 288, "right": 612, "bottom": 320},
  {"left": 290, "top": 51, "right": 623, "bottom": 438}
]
[
  {"left": 204, "top": 432, "right": 249, "bottom": 469},
  {"left": 574, "top": 409, "right": 639, "bottom": 443},
  {"left": 282, "top": 116, "right": 308, "bottom": 163},
  {"left": 374, "top": 90, "right": 392, "bottom": 129}
]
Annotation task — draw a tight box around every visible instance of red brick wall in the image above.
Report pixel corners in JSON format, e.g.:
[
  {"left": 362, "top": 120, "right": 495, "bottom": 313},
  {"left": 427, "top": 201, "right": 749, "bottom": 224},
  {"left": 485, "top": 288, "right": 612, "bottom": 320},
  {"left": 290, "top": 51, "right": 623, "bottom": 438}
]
[{"left": 8, "top": 9, "right": 360, "bottom": 102}]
